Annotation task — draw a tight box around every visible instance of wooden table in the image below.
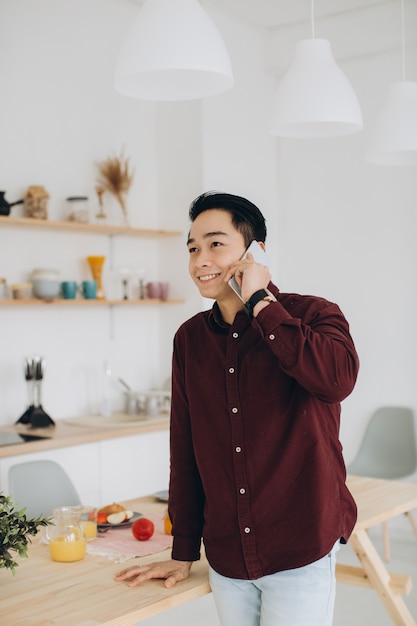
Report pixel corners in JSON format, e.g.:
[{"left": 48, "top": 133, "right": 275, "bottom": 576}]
[
  {"left": 339, "top": 475, "right": 417, "bottom": 626},
  {"left": 0, "top": 496, "right": 209, "bottom": 626},
  {"left": 0, "top": 477, "right": 416, "bottom": 625}
]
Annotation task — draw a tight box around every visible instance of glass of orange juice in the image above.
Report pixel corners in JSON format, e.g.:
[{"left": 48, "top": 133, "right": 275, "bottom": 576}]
[{"left": 80, "top": 506, "right": 98, "bottom": 541}]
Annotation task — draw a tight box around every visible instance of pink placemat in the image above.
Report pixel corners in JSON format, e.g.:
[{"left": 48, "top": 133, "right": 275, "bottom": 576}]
[{"left": 87, "top": 512, "right": 173, "bottom": 563}]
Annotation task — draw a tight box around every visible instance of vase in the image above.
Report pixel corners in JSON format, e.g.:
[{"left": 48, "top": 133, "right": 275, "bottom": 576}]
[{"left": 86, "top": 256, "right": 106, "bottom": 300}]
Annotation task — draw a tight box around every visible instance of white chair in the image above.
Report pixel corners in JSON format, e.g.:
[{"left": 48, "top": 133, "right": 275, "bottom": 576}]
[
  {"left": 8, "top": 459, "right": 81, "bottom": 518},
  {"left": 347, "top": 406, "right": 417, "bottom": 560}
]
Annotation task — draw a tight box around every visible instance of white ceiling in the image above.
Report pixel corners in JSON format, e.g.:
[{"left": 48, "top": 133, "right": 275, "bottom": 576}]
[
  {"left": 204, "top": 0, "right": 391, "bottom": 28},
  {"left": 130, "top": 0, "right": 393, "bottom": 29}
]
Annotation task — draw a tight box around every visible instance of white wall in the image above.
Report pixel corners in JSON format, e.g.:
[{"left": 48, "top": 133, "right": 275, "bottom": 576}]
[
  {"left": 264, "top": 5, "right": 417, "bottom": 462},
  {"left": 0, "top": 0, "right": 199, "bottom": 422},
  {"left": 0, "top": 0, "right": 416, "bottom": 472}
]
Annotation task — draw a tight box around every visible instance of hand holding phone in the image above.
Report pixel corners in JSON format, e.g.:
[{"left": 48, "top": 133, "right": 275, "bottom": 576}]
[{"left": 228, "top": 240, "right": 270, "bottom": 301}]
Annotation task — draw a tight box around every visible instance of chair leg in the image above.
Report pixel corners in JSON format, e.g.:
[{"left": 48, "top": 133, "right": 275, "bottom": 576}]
[
  {"left": 406, "top": 511, "right": 417, "bottom": 536},
  {"left": 382, "top": 521, "right": 390, "bottom": 562}
]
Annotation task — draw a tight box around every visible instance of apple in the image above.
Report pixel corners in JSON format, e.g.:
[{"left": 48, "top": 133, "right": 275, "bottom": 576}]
[
  {"left": 131, "top": 517, "right": 154, "bottom": 541},
  {"left": 107, "top": 511, "right": 127, "bottom": 525},
  {"left": 107, "top": 510, "right": 134, "bottom": 525}
]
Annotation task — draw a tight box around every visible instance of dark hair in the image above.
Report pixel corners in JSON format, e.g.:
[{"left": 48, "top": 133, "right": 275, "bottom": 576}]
[{"left": 189, "top": 191, "right": 267, "bottom": 247}]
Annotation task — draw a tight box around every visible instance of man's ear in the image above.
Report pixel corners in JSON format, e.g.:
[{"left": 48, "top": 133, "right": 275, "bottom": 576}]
[{"left": 258, "top": 241, "right": 266, "bottom": 251}]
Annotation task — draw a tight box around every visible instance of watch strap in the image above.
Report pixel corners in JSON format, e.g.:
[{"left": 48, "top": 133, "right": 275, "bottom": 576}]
[{"left": 244, "top": 289, "right": 270, "bottom": 317}]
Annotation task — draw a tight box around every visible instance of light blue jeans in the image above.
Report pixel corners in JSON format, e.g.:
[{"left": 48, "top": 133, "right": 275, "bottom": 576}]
[{"left": 209, "top": 542, "right": 340, "bottom": 626}]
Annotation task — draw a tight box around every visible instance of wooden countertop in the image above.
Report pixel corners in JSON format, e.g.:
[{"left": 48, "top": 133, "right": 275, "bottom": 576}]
[
  {"left": 1, "top": 479, "right": 417, "bottom": 625},
  {"left": 0, "top": 415, "right": 170, "bottom": 458},
  {"left": 0, "top": 495, "right": 210, "bottom": 626}
]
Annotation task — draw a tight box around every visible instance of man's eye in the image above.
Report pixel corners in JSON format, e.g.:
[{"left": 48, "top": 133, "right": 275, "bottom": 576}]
[
  {"left": 211, "top": 242, "right": 222, "bottom": 247},
  {"left": 188, "top": 247, "right": 197, "bottom": 254}
]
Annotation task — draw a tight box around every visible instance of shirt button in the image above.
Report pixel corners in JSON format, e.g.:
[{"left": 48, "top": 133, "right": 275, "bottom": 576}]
[
  {"left": 229, "top": 367, "right": 235, "bottom": 373},
  {"left": 244, "top": 527, "right": 251, "bottom": 534},
  {"left": 232, "top": 407, "right": 238, "bottom": 413},
  {"left": 239, "top": 488, "right": 246, "bottom": 494},
  {"left": 235, "top": 446, "right": 242, "bottom": 453},
  {"left": 232, "top": 332, "right": 239, "bottom": 338},
  {"left": 269, "top": 334, "right": 275, "bottom": 340}
]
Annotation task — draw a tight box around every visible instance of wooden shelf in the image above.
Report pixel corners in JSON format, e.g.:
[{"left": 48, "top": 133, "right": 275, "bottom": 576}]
[
  {"left": 0, "top": 215, "right": 182, "bottom": 237},
  {"left": 0, "top": 298, "right": 183, "bottom": 307}
]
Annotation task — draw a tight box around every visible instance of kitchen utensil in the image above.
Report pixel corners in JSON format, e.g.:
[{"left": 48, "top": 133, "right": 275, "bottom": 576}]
[{"left": 16, "top": 355, "right": 55, "bottom": 427}]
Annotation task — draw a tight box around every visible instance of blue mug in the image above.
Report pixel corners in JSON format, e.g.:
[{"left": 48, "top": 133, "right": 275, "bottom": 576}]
[
  {"left": 80, "top": 280, "right": 97, "bottom": 299},
  {"left": 61, "top": 281, "right": 77, "bottom": 300}
]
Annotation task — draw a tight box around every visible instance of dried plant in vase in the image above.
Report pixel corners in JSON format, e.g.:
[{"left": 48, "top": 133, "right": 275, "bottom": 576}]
[
  {"left": 95, "top": 185, "right": 107, "bottom": 224},
  {"left": 96, "top": 149, "right": 134, "bottom": 226}
]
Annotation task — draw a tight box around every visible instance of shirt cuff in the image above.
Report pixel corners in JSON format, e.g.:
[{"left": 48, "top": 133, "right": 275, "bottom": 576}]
[
  {"left": 171, "top": 535, "right": 202, "bottom": 562},
  {"left": 252, "top": 299, "right": 292, "bottom": 331}
]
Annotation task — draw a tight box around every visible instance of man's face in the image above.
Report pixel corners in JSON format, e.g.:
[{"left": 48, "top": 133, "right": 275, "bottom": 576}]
[{"left": 187, "top": 209, "right": 246, "bottom": 301}]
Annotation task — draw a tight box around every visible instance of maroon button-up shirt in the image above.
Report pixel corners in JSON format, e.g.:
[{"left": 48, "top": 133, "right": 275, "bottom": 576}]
[{"left": 169, "top": 283, "right": 359, "bottom": 580}]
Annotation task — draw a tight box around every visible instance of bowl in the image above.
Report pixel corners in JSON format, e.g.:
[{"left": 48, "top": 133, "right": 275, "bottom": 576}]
[{"left": 32, "top": 278, "right": 60, "bottom": 301}]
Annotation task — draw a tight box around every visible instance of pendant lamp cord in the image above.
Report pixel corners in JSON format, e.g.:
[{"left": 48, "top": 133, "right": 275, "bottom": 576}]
[
  {"left": 310, "top": 0, "right": 315, "bottom": 39},
  {"left": 401, "top": 0, "right": 406, "bottom": 80}
]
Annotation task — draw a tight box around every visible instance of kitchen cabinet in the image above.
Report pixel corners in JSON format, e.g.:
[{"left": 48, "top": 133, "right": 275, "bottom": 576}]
[
  {"left": 0, "top": 429, "right": 170, "bottom": 506},
  {"left": 0, "top": 443, "right": 101, "bottom": 505},
  {"left": 0, "top": 215, "right": 183, "bottom": 307}
]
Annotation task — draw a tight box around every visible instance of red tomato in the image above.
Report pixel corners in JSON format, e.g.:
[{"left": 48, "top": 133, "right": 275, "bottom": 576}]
[{"left": 131, "top": 517, "right": 154, "bottom": 541}]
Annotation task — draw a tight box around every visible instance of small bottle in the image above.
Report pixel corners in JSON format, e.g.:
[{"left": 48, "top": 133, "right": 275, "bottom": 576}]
[{"left": 0, "top": 278, "right": 8, "bottom": 299}]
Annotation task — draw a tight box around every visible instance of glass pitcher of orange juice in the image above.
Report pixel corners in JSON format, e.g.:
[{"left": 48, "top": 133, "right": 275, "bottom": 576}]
[{"left": 48, "top": 506, "right": 87, "bottom": 562}]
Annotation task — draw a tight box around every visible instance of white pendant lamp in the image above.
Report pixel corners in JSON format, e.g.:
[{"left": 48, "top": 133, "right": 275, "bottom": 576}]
[
  {"left": 366, "top": 0, "right": 417, "bottom": 166},
  {"left": 114, "top": 0, "right": 234, "bottom": 101},
  {"left": 270, "top": 2, "right": 363, "bottom": 138}
]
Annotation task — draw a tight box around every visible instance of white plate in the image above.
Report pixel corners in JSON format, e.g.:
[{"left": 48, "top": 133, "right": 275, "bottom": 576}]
[
  {"left": 153, "top": 489, "right": 169, "bottom": 502},
  {"left": 98, "top": 511, "right": 142, "bottom": 529}
]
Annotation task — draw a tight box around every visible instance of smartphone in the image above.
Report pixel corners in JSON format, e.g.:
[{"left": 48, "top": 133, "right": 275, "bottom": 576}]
[{"left": 228, "top": 240, "right": 270, "bottom": 301}]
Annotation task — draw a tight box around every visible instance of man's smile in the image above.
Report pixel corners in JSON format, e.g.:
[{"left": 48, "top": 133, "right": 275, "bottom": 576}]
[{"left": 198, "top": 273, "right": 221, "bottom": 282}]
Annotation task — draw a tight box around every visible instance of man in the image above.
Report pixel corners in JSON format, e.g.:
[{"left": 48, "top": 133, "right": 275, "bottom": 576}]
[{"left": 115, "top": 191, "right": 359, "bottom": 626}]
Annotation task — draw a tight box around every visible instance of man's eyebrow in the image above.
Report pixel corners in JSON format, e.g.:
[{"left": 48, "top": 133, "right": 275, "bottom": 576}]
[{"left": 186, "top": 231, "right": 229, "bottom": 245}]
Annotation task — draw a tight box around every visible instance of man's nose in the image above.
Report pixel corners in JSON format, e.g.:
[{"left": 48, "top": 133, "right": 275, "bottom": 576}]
[{"left": 196, "top": 250, "right": 213, "bottom": 267}]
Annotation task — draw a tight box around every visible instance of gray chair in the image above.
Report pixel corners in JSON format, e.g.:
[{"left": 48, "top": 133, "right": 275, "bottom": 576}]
[
  {"left": 8, "top": 459, "right": 81, "bottom": 518},
  {"left": 348, "top": 406, "right": 417, "bottom": 560}
]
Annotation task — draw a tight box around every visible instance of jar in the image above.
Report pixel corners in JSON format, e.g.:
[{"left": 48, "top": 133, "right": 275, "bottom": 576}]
[
  {"left": 48, "top": 506, "right": 86, "bottom": 562},
  {"left": 66, "top": 196, "right": 89, "bottom": 223}
]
